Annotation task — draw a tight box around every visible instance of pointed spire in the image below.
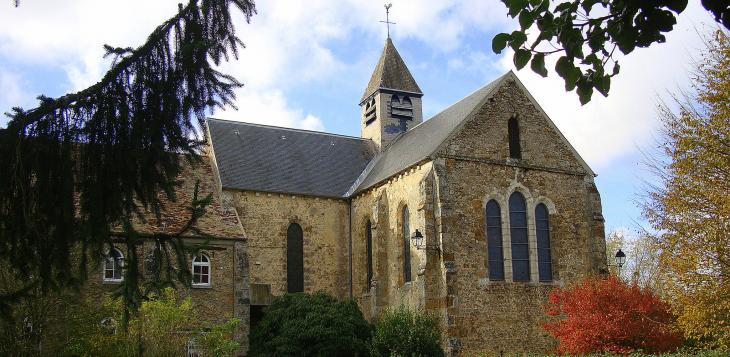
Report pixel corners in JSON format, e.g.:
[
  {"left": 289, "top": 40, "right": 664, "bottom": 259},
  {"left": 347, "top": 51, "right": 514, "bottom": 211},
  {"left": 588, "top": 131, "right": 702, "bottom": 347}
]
[{"left": 360, "top": 38, "right": 422, "bottom": 102}]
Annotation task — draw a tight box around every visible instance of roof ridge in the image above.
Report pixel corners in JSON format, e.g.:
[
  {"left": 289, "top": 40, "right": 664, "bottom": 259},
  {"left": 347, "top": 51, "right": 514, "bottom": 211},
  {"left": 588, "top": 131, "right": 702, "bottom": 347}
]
[{"left": 206, "top": 117, "right": 368, "bottom": 141}]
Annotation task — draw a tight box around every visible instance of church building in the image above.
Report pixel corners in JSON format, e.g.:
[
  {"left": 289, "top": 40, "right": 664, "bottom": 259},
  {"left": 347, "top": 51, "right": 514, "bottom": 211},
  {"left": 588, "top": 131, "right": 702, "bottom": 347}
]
[{"left": 200, "top": 37, "right": 609, "bottom": 355}]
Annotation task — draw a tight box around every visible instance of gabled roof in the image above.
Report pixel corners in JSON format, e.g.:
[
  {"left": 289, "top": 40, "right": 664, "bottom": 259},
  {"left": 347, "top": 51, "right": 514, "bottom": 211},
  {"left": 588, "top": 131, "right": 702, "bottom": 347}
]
[
  {"left": 207, "top": 118, "right": 375, "bottom": 198},
  {"left": 360, "top": 38, "right": 422, "bottom": 102},
  {"left": 348, "top": 71, "right": 596, "bottom": 195},
  {"left": 113, "top": 157, "right": 245, "bottom": 240},
  {"left": 207, "top": 72, "right": 596, "bottom": 199},
  {"left": 347, "top": 72, "right": 510, "bottom": 195}
]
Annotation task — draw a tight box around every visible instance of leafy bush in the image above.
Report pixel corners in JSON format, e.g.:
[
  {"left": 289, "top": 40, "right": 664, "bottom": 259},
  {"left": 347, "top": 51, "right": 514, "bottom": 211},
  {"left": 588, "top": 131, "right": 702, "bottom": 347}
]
[
  {"left": 370, "top": 306, "right": 444, "bottom": 357},
  {"left": 248, "top": 292, "right": 371, "bottom": 356},
  {"left": 63, "top": 288, "right": 240, "bottom": 356},
  {"left": 543, "top": 275, "right": 682, "bottom": 355}
]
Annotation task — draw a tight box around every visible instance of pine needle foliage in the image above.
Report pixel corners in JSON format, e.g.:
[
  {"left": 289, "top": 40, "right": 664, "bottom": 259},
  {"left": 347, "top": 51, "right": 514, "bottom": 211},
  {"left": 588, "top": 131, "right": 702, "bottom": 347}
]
[{"left": 0, "top": 0, "right": 255, "bottom": 325}]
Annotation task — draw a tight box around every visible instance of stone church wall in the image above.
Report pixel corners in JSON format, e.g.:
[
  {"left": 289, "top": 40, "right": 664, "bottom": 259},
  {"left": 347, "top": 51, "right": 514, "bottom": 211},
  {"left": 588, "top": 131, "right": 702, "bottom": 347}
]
[
  {"left": 226, "top": 191, "right": 350, "bottom": 299},
  {"left": 350, "top": 162, "right": 440, "bottom": 321},
  {"left": 434, "top": 79, "right": 607, "bottom": 355}
]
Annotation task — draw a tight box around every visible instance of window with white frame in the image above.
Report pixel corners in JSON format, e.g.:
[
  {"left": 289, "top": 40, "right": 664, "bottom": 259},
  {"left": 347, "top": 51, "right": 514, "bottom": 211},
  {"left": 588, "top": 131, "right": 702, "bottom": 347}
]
[
  {"left": 103, "top": 248, "right": 124, "bottom": 282},
  {"left": 192, "top": 253, "right": 211, "bottom": 287}
]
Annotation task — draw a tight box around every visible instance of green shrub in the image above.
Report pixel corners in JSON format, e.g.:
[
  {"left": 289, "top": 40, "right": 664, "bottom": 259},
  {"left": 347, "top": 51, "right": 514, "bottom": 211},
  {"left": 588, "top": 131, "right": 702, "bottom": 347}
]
[
  {"left": 62, "top": 288, "right": 241, "bottom": 357},
  {"left": 370, "top": 306, "right": 444, "bottom": 357},
  {"left": 248, "top": 292, "right": 371, "bottom": 356}
]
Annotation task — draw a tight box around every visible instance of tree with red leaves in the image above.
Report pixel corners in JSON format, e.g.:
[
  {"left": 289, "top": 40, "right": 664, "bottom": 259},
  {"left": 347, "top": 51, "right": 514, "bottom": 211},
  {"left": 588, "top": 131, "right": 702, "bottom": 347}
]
[{"left": 543, "top": 275, "right": 682, "bottom": 354}]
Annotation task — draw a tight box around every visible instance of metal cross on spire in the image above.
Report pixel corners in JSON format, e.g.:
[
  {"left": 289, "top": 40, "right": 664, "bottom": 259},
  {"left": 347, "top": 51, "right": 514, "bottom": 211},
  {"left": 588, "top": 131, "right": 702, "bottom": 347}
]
[{"left": 380, "top": 3, "right": 396, "bottom": 38}]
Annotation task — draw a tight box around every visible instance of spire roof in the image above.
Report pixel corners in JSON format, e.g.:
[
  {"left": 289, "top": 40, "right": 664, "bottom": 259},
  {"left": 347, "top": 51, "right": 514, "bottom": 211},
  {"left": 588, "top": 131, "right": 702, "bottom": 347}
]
[{"left": 361, "top": 38, "right": 422, "bottom": 102}]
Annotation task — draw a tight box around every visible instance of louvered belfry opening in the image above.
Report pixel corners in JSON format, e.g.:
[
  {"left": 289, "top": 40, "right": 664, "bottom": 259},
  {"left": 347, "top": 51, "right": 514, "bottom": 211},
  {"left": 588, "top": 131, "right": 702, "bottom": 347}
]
[
  {"left": 287, "top": 223, "right": 304, "bottom": 293},
  {"left": 364, "top": 98, "right": 377, "bottom": 125}
]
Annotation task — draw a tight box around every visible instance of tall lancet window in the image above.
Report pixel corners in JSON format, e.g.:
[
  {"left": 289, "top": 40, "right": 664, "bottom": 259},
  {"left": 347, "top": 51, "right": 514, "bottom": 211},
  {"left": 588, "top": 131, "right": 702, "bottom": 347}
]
[
  {"left": 287, "top": 223, "right": 304, "bottom": 293},
  {"left": 366, "top": 220, "right": 373, "bottom": 286},
  {"left": 509, "top": 192, "right": 530, "bottom": 281},
  {"left": 535, "top": 204, "right": 553, "bottom": 281},
  {"left": 485, "top": 200, "right": 505, "bottom": 280},
  {"left": 402, "top": 206, "right": 412, "bottom": 283},
  {"left": 508, "top": 116, "right": 521, "bottom": 159}
]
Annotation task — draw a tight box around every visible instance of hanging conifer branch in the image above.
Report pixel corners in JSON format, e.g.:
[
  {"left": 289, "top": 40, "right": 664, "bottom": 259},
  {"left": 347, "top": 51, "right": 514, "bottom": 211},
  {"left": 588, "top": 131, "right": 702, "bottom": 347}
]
[{"left": 0, "top": 0, "right": 256, "bottom": 317}]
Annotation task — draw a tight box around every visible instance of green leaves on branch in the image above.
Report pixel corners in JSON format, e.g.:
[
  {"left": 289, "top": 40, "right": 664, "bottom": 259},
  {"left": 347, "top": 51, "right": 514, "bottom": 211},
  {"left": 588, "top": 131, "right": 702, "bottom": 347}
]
[{"left": 493, "top": 0, "right": 729, "bottom": 104}]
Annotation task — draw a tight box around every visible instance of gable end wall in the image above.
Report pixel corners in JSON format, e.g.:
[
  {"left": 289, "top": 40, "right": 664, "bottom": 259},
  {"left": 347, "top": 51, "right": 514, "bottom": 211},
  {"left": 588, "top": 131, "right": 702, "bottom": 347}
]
[{"left": 434, "top": 78, "right": 607, "bottom": 355}]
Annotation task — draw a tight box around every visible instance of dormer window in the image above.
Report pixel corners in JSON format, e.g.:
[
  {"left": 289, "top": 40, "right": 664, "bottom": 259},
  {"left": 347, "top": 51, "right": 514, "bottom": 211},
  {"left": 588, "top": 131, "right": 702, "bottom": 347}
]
[{"left": 390, "top": 95, "right": 413, "bottom": 119}]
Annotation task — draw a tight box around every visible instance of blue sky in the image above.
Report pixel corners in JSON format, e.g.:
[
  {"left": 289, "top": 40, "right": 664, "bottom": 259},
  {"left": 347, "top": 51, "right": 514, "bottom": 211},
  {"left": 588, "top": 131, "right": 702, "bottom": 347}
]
[{"left": 0, "top": 1, "right": 716, "bottom": 233}]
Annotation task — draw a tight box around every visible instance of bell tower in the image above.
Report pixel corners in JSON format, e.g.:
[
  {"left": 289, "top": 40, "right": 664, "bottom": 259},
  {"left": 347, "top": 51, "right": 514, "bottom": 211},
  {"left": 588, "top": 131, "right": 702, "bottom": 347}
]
[{"left": 360, "top": 36, "right": 423, "bottom": 150}]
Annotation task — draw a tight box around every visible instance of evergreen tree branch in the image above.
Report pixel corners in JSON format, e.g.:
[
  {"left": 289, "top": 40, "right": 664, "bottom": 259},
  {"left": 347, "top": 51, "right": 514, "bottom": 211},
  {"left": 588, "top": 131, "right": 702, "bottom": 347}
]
[{"left": 0, "top": 0, "right": 256, "bottom": 318}]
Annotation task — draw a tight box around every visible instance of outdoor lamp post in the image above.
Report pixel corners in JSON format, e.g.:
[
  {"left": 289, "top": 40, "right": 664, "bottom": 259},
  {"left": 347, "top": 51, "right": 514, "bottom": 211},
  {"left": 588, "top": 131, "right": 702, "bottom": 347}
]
[{"left": 615, "top": 249, "right": 626, "bottom": 277}]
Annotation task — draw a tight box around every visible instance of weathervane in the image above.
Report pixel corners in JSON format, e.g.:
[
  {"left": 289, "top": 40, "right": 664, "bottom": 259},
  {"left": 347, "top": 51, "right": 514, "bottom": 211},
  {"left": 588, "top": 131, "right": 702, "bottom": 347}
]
[{"left": 380, "top": 3, "right": 396, "bottom": 38}]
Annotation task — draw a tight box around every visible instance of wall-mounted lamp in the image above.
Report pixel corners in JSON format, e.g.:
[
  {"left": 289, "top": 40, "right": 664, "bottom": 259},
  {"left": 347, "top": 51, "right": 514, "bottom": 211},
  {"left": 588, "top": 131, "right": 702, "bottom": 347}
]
[{"left": 411, "top": 229, "right": 440, "bottom": 254}]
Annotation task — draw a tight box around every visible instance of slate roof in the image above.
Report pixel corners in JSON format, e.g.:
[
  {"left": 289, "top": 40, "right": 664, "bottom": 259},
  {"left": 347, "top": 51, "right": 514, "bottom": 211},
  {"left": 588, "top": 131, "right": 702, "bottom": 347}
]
[
  {"left": 112, "top": 157, "right": 245, "bottom": 240},
  {"left": 207, "top": 71, "right": 595, "bottom": 199},
  {"left": 360, "top": 38, "right": 423, "bottom": 102},
  {"left": 207, "top": 119, "right": 375, "bottom": 198},
  {"left": 347, "top": 72, "right": 510, "bottom": 195}
]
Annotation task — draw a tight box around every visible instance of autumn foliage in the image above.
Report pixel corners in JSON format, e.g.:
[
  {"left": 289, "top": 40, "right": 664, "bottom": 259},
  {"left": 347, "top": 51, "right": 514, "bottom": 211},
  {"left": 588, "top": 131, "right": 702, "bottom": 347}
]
[{"left": 543, "top": 275, "right": 682, "bottom": 354}]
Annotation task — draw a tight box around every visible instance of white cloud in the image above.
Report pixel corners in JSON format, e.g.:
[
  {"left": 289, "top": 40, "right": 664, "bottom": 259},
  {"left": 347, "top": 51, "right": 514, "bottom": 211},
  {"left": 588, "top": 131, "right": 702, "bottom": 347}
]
[
  {"left": 0, "top": 0, "right": 713, "bottom": 151},
  {"left": 0, "top": 0, "right": 512, "bottom": 131},
  {"left": 496, "top": 1, "right": 713, "bottom": 170},
  {"left": 213, "top": 89, "right": 324, "bottom": 131},
  {"left": 0, "top": 67, "right": 28, "bottom": 116}
]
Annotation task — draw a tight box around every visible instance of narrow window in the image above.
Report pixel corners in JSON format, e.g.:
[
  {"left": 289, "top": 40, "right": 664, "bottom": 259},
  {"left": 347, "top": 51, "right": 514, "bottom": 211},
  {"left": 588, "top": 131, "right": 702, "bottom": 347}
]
[
  {"left": 536, "top": 203, "right": 553, "bottom": 282},
  {"left": 103, "top": 248, "right": 124, "bottom": 282},
  {"left": 192, "top": 253, "right": 211, "bottom": 287},
  {"left": 508, "top": 116, "right": 521, "bottom": 159},
  {"left": 366, "top": 220, "right": 373, "bottom": 286},
  {"left": 402, "top": 206, "right": 412, "bottom": 283},
  {"left": 509, "top": 192, "right": 530, "bottom": 281},
  {"left": 485, "top": 200, "right": 504, "bottom": 280},
  {"left": 287, "top": 223, "right": 304, "bottom": 293}
]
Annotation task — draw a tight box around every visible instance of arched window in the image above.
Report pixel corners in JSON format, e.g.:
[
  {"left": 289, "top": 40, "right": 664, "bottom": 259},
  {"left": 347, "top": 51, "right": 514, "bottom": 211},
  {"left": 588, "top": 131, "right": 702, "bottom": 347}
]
[
  {"left": 535, "top": 204, "right": 553, "bottom": 282},
  {"left": 508, "top": 116, "right": 521, "bottom": 159},
  {"left": 509, "top": 192, "right": 530, "bottom": 281},
  {"left": 402, "top": 96, "right": 412, "bottom": 107},
  {"left": 192, "top": 253, "right": 211, "bottom": 287},
  {"left": 402, "top": 206, "right": 412, "bottom": 283},
  {"left": 366, "top": 220, "right": 373, "bottom": 285},
  {"left": 103, "top": 248, "right": 124, "bottom": 282},
  {"left": 391, "top": 95, "right": 400, "bottom": 106},
  {"left": 287, "top": 223, "right": 304, "bottom": 293},
  {"left": 485, "top": 200, "right": 504, "bottom": 280}
]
